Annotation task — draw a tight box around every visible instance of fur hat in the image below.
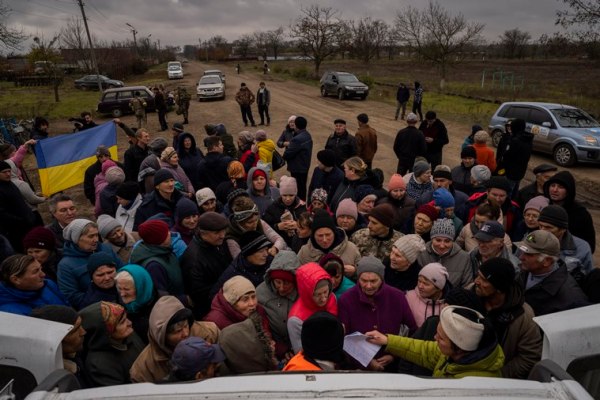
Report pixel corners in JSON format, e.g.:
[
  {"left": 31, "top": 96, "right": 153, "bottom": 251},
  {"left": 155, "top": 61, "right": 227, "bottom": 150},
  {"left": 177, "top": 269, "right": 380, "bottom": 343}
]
[
  {"left": 430, "top": 218, "right": 455, "bottom": 240},
  {"left": 97, "top": 214, "right": 121, "bottom": 239},
  {"left": 279, "top": 175, "right": 298, "bottom": 196},
  {"left": 335, "top": 198, "right": 358, "bottom": 219},
  {"left": 393, "top": 234, "right": 426, "bottom": 264},
  {"left": 223, "top": 276, "right": 255, "bottom": 305},
  {"left": 440, "top": 306, "right": 485, "bottom": 352},
  {"left": 419, "top": 262, "right": 449, "bottom": 290},
  {"left": 388, "top": 173, "right": 406, "bottom": 191},
  {"left": 138, "top": 220, "right": 170, "bottom": 245},
  {"left": 356, "top": 256, "right": 385, "bottom": 280}
]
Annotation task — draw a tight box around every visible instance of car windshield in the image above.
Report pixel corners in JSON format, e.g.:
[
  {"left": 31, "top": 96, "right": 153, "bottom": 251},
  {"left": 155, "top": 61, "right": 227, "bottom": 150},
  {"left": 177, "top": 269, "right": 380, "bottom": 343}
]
[
  {"left": 338, "top": 74, "right": 359, "bottom": 83},
  {"left": 199, "top": 76, "right": 221, "bottom": 85},
  {"left": 550, "top": 108, "right": 600, "bottom": 128},
  {"left": 168, "top": 66, "right": 180, "bottom": 71}
]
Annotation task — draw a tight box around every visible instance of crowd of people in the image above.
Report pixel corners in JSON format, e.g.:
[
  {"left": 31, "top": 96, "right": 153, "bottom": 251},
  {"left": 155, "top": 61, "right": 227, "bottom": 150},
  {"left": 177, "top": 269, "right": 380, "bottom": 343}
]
[{"left": 0, "top": 104, "right": 598, "bottom": 387}]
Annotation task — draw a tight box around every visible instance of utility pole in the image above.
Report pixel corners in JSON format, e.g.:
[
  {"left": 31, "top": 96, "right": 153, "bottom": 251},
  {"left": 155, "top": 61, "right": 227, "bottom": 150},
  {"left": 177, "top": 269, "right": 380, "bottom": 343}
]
[
  {"left": 126, "top": 23, "right": 138, "bottom": 55},
  {"left": 75, "top": 0, "right": 103, "bottom": 93}
]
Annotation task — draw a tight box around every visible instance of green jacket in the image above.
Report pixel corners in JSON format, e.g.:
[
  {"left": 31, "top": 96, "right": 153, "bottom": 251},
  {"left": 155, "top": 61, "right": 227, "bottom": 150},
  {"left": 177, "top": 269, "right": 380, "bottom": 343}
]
[{"left": 386, "top": 335, "right": 504, "bottom": 378}]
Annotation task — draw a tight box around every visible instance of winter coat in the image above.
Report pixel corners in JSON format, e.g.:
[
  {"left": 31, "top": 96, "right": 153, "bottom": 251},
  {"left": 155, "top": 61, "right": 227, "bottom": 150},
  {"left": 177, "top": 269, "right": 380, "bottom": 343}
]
[
  {"left": 79, "top": 283, "right": 118, "bottom": 310},
  {"left": 0, "top": 279, "right": 68, "bottom": 315},
  {"left": 460, "top": 191, "right": 522, "bottom": 239},
  {"left": 351, "top": 228, "right": 404, "bottom": 260},
  {"left": 130, "top": 296, "right": 220, "bottom": 383},
  {"left": 417, "top": 242, "right": 473, "bottom": 288},
  {"left": 325, "top": 131, "right": 358, "bottom": 168},
  {"left": 181, "top": 235, "right": 232, "bottom": 319},
  {"left": 211, "top": 254, "right": 273, "bottom": 297},
  {"left": 256, "top": 87, "right": 270, "bottom": 106},
  {"left": 263, "top": 197, "right": 308, "bottom": 247},
  {"left": 277, "top": 126, "right": 295, "bottom": 148},
  {"left": 197, "top": 152, "right": 234, "bottom": 191},
  {"left": 158, "top": 162, "right": 194, "bottom": 196},
  {"left": 456, "top": 220, "right": 513, "bottom": 253},
  {"left": 57, "top": 243, "right": 121, "bottom": 308},
  {"left": 386, "top": 335, "right": 504, "bottom": 378},
  {"left": 472, "top": 143, "right": 497, "bottom": 173},
  {"left": 451, "top": 163, "right": 475, "bottom": 195},
  {"left": 79, "top": 302, "right": 145, "bottom": 387},
  {"left": 498, "top": 125, "right": 534, "bottom": 181},
  {"left": 283, "top": 128, "right": 313, "bottom": 174},
  {"left": 177, "top": 133, "right": 204, "bottom": 191},
  {"left": 404, "top": 289, "right": 445, "bottom": 328},
  {"left": 204, "top": 290, "right": 268, "bottom": 330},
  {"left": 98, "top": 183, "right": 120, "bottom": 218},
  {"left": 384, "top": 257, "right": 421, "bottom": 293},
  {"left": 115, "top": 194, "right": 143, "bottom": 233},
  {"left": 133, "top": 189, "right": 184, "bottom": 231},
  {"left": 308, "top": 166, "right": 344, "bottom": 205},
  {"left": 418, "top": 119, "right": 449, "bottom": 156},
  {"left": 396, "top": 85, "right": 410, "bottom": 103},
  {"left": 355, "top": 124, "right": 378, "bottom": 164},
  {"left": 246, "top": 166, "right": 281, "bottom": 216},
  {"left": 235, "top": 87, "right": 255, "bottom": 106},
  {"left": 559, "top": 231, "right": 593, "bottom": 277},
  {"left": 406, "top": 175, "right": 433, "bottom": 202},
  {"left": 377, "top": 194, "right": 416, "bottom": 234},
  {"left": 124, "top": 144, "right": 149, "bottom": 182},
  {"left": 297, "top": 228, "right": 361, "bottom": 269},
  {"left": 393, "top": 126, "right": 427, "bottom": 171},
  {"left": 0, "top": 179, "right": 36, "bottom": 252},
  {"left": 329, "top": 174, "right": 379, "bottom": 213}
]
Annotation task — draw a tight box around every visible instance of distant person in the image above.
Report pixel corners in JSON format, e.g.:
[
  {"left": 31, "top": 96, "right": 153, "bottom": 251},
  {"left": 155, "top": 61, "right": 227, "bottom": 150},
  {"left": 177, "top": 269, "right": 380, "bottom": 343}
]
[
  {"left": 283, "top": 116, "right": 313, "bottom": 201},
  {"left": 235, "top": 83, "right": 256, "bottom": 127},
  {"left": 355, "top": 113, "right": 377, "bottom": 170},
  {"left": 153, "top": 87, "right": 168, "bottom": 131},
  {"left": 175, "top": 86, "right": 191, "bottom": 125},
  {"left": 412, "top": 81, "right": 424, "bottom": 121},
  {"left": 69, "top": 111, "right": 97, "bottom": 132},
  {"left": 324, "top": 118, "right": 357, "bottom": 168},
  {"left": 256, "top": 82, "right": 271, "bottom": 126},
  {"left": 393, "top": 113, "right": 426, "bottom": 175},
  {"left": 395, "top": 82, "right": 410, "bottom": 121},
  {"left": 495, "top": 118, "right": 534, "bottom": 199},
  {"left": 129, "top": 91, "right": 147, "bottom": 129},
  {"left": 418, "top": 111, "right": 449, "bottom": 170}
]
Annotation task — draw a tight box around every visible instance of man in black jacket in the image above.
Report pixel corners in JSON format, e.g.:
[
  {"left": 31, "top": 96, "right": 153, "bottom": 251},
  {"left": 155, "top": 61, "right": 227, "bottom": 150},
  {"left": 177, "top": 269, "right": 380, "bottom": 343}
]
[
  {"left": 324, "top": 118, "right": 357, "bottom": 168},
  {"left": 153, "top": 87, "right": 169, "bottom": 132},
  {"left": 394, "top": 83, "right": 410, "bottom": 121},
  {"left": 418, "top": 111, "right": 449, "bottom": 170},
  {"left": 496, "top": 118, "right": 533, "bottom": 199},
  {"left": 283, "top": 116, "right": 313, "bottom": 201},
  {"left": 124, "top": 128, "right": 151, "bottom": 182},
  {"left": 393, "top": 113, "right": 426, "bottom": 175},
  {"left": 197, "top": 136, "right": 233, "bottom": 191}
]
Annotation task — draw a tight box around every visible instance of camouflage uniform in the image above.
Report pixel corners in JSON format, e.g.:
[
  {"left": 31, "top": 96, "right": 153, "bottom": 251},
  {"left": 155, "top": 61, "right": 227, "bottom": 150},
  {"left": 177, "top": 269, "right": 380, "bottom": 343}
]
[
  {"left": 350, "top": 228, "right": 404, "bottom": 260},
  {"left": 175, "top": 87, "right": 191, "bottom": 124},
  {"left": 129, "top": 94, "right": 147, "bottom": 129}
]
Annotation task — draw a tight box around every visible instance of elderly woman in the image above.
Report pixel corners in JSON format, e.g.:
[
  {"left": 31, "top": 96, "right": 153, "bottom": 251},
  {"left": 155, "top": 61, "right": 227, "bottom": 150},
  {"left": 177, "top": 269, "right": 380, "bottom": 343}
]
[
  {"left": 412, "top": 204, "right": 439, "bottom": 243},
  {"left": 405, "top": 263, "right": 450, "bottom": 328},
  {"left": 277, "top": 115, "right": 296, "bottom": 149},
  {"left": 79, "top": 252, "right": 119, "bottom": 309},
  {"left": 23, "top": 226, "right": 61, "bottom": 282},
  {"left": 115, "top": 264, "right": 156, "bottom": 343},
  {"left": 384, "top": 234, "right": 426, "bottom": 292},
  {"left": 0, "top": 254, "right": 68, "bottom": 315},
  {"left": 79, "top": 301, "right": 145, "bottom": 387},
  {"left": 159, "top": 147, "right": 194, "bottom": 197},
  {"left": 173, "top": 197, "right": 199, "bottom": 245},
  {"left": 57, "top": 219, "right": 122, "bottom": 309}
]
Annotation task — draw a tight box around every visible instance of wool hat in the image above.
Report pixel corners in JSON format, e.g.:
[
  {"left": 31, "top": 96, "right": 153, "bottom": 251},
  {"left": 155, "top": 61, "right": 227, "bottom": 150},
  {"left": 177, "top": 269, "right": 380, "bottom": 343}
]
[
  {"left": 415, "top": 204, "right": 439, "bottom": 222},
  {"left": 430, "top": 218, "right": 455, "bottom": 240},
  {"left": 105, "top": 166, "right": 125, "bottom": 186},
  {"left": 161, "top": 146, "right": 177, "bottom": 161},
  {"left": 153, "top": 169, "right": 174, "bottom": 186},
  {"left": 226, "top": 188, "right": 250, "bottom": 208},
  {"left": 138, "top": 220, "right": 170, "bottom": 245},
  {"left": 87, "top": 251, "right": 117, "bottom": 276},
  {"left": 479, "top": 257, "right": 515, "bottom": 293},
  {"left": 317, "top": 149, "right": 336, "bottom": 168},
  {"left": 171, "top": 337, "right": 226, "bottom": 378},
  {"left": 312, "top": 209, "right": 337, "bottom": 233},
  {"left": 388, "top": 173, "right": 406, "bottom": 191},
  {"left": 393, "top": 234, "right": 426, "bottom": 264},
  {"left": 238, "top": 130, "right": 255, "bottom": 144},
  {"left": 356, "top": 255, "right": 386, "bottom": 280},
  {"left": 354, "top": 185, "right": 376, "bottom": 204},
  {"left": 101, "top": 159, "right": 117, "bottom": 174},
  {"left": 413, "top": 160, "right": 431, "bottom": 178},
  {"left": 175, "top": 197, "right": 199, "bottom": 222},
  {"left": 538, "top": 205, "right": 569, "bottom": 229},
  {"left": 301, "top": 311, "right": 345, "bottom": 363},
  {"left": 474, "top": 221, "right": 505, "bottom": 242},
  {"left": 223, "top": 275, "right": 256, "bottom": 305},
  {"left": 440, "top": 306, "right": 485, "bottom": 352},
  {"left": 368, "top": 203, "right": 395, "bottom": 228},
  {"left": 487, "top": 176, "right": 511, "bottom": 193},
  {"left": 295, "top": 116, "right": 307, "bottom": 130},
  {"left": 0, "top": 160, "right": 10, "bottom": 172},
  {"left": 255, "top": 130, "right": 267, "bottom": 142},
  {"left": 419, "top": 262, "right": 449, "bottom": 290},
  {"left": 470, "top": 165, "right": 491, "bottom": 183},
  {"left": 523, "top": 195, "right": 549, "bottom": 213},
  {"left": 97, "top": 214, "right": 121, "bottom": 239},
  {"left": 116, "top": 181, "right": 139, "bottom": 201},
  {"left": 227, "top": 161, "right": 245, "bottom": 179},
  {"left": 99, "top": 301, "right": 126, "bottom": 336},
  {"left": 63, "top": 219, "right": 94, "bottom": 243},
  {"left": 461, "top": 146, "right": 477, "bottom": 159},
  {"left": 473, "top": 130, "right": 489, "bottom": 143},
  {"left": 22, "top": 226, "right": 56, "bottom": 251},
  {"left": 515, "top": 230, "right": 560, "bottom": 257},
  {"left": 533, "top": 163, "right": 558, "bottom": 175},
  {"left": 195, "top": 188, "right": 217, "bottom": 207},
  {"left": 149, "top": 137, "right": 169, "bottom": 155},
  {"left": 279, "top": 175, "right": 298, "bottom": 196},
  {"left": 288, "top": 115, "right": 297, "bottom": 124},
  {"left": 96, "top": 145, "right": 111, "bottom": 157},
  {"left": 310, "top": 188, "right": 328, "bottom": 204},
  {"left": 336, "top": 198, "right": 358, "bottom": 219},
  {"left": 406, "top": 113, "right": 418, "bottom": 123},
  {"left": 251, "top": 168, "right": 267, "bottom": 180},
  {"left": 239, "top": 231, "right": 271, "bottom": 257},
  {"left": 269, "top": 269, "right": 295, "bottom": 282},
  {"left": 471, "top": 124, "right": 483, "bottom": 135},
  {"left": 172, "top": 122, "right": 184, "bottom": 132},
  {"left": 30, "top": 305, "right": 79, "bottom": 326},
  {"left": 197, "top": 212, "right": 229, "bottom": 231},
  {"left": 433, "top": 188, "right": 455, "bottom": 208}
]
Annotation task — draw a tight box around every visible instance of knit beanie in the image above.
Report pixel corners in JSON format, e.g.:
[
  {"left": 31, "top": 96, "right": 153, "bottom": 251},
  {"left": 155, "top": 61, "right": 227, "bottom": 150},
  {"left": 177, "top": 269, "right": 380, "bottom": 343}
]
[
  {"left": 255, "top": 130, "right": 267, "bottom": 142},
  {"left": 335, "top": 198, "right": 358, "bottom": 219},
  {"left": 99, "top": 301, "right": 126, "bottom": 336},
  {"left": 22, "top": 226, "right": 56, "bottom": 251},
  {"left": 319, "top": 253, "right": 344, "bottom": 276},
  {"left": 393, "top": 234, "right": 426, "bottom": 264},
  {"left": 368, "top": 203, "right": 395, "bottom": 228},
  {"left": 105, "top": 166, "right": 125, "bottom": 185},
  {"left": 87, "top": 251, "right": 117, "bottom": 275},
  {"left": 524, "top": 195, "right": 549, "bottom": 213},
  {"left": 479, "top": 257, "right": 515, "bottom": 293},
  {"left": 432, "top": 168, "right": 452, "bottom": 181},
  {"left": 487, "top": 176, "right": 511, "bottom": 193},
  {"left": 153, "top": 169, "right": 174, "bottom": 186},
  {"left": 223, "top": 276, "right": 256, "bottom": 305},
  {"left": 251, "top": 168, "right": 267, "bottom": 180},
  {"left": 195, "top": 188, "right": 216, "bottom": 207},
  {"left": 238, "top": 130, "right": 255, "bottom": 144},
  {"left": 227, "top": 161, "right": 245, "bottom": 179},
  {"left": 301, "top": 311, "right": 345, "bottom": 363},
  {"left": 413, "top": 160, "right": 431, "bottom": 178},
  {"left": 63, "top": 219, "right": 94, "bottom": 243},
  {"left": 430, "top": 218, "right": 455, "bottom": 240},
  {"left": 387, "top": 174, "right": 406, "bottom": 191},
  {"left": 30, "top": 305, "right": 79, "bottom": 326},
  {"left": 311, "top": 209, "right": 337, "bottom": 233},
  {"left": 471, "top": 124, "right": 483, "bottom": 135},
  {"left": 461, "top": 146, "right": 477, "bottom": 159},
  {"left": 538, "top": 205, "right": 569, "bottom": 229},
  {"left": 161, "top": 146, "right": 177, "bottom": 161},
  {"left": 317, "top": 149, "right": 336, "bottom": 168},
  {"left": 354, "top": 185, "right": 375, "bottom": 204},
  {"left": 473, "top": 130, "right": 489, "bottom": 143},
  {"left": 310, "top": 188, "right": 328, "bottom": 204},
  {"left": 279, "top": 175, "right": 298, "bottom": 196},
  {"left": 97, "top": 214, "right": 122, "bottom": 238},
  {"left": 415, "top": 204, "right": 439, "bottom": 222},
  {"left": 239, "top": 231, "right": 271, "bottom": 257},
  {"left": 356, "top": 256, "right": 386, "bottom": 280},
  {"left": 116, "top": 181, "right": 139, "bottom": 201},
  {"left": 419, "top": 262, "right": 449, "bottom": 290},
  {"left": 175, "top": 197, "right": 199, "bottom": 222},
  {"left": 138, "top": 220, "right": 170, "bottom": 245},
  {"left": 440, "top": 306, "right": 485, "bottom": 352},
  {"left": 149, "top": 137, "right": 169, "bottom": 155},
  {"left": 470, "top": 165, "right": 491, "bottom": 183},
  {"left": 197, "top": 212, "right": 229, "bottom": 231},
  {"left": 101, "top": 159, "right": 117, "bottom": 174},
  {"left": 433, "top": 188, "right": 455, "bottom": 208}
]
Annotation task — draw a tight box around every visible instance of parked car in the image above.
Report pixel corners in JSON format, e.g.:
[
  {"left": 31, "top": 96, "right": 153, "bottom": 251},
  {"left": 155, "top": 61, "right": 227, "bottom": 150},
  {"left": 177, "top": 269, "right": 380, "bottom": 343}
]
[
  {"left": 196, "top": 74, "right": 225, "bottom": 101},
  {"left": 488, "top": 102, "right": 600, "bottom": 167},
  {"left": 203, "top": 69, "right": 225, "bottom": 85},
  {"left": 167, "top": 64, "right": 183, "bottom": 80},
  {"left": 74, "top": 74, "right": 124, "bottom": 90},
  {"left": 96, "top": 86, "right": 155, "bottom": 118},
  {"left": 320, "top": 71, "right": 369, "bottom": 100}
]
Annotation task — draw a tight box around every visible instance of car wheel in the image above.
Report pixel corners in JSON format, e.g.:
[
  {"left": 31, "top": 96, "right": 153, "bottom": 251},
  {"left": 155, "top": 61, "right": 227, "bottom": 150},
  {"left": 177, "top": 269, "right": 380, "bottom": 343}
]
[
  {"left": 491, "top": 129, "right": 503, "bottom": 148},
  {"left": 553, "top": 143, "right": 577, "bottom": 167},
  {"left": 320, "top": 86, "right": 327, "bottom": 97},
  {"left": 338, "top": 89, "right": 345, "bottom": 100},
  {"left": 111, "top": 109, "right": 123, "bottom": 118}
]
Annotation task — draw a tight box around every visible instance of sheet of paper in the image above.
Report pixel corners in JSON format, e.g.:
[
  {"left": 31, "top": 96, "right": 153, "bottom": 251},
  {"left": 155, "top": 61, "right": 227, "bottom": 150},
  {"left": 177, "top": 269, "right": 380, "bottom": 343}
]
[{"left": 343, "top": 332, "right": 382, "bottom": 367}]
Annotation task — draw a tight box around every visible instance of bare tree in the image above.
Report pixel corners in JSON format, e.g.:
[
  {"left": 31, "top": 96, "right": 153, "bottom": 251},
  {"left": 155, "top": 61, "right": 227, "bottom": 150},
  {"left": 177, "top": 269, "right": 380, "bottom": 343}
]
[
  {"left": 556, "top": 0, "right": 600, "bottom": 29},
  {"left": 499, "top": 28, "right": 531, "bottom": 59},
  {"left": 28, "top": 35, "right": 62, "bottom": 102},
  {"left": 394, "top": 1, "right": 484, "bottom": 89},
  {"left": 350, "top": 17, "right": 388, "bottom": 64},
  {"left": 335, "top": 20, "right": 353, "bottom": 60},
  {"left": 289, "top": 4, "right": 343, "bottom": 76},
  {"left": 537, "top": 33, "right": 573, "bottom": 59},
  {"left": 265, "top": 27, "right": 285, "bottom": 60},
  {"left": 234, "top": 34, "right": 254, "bottom": 59},
  {"left": 0, "top": 0, "right": 27, "bottom": 51},
  {"left": 60, "top": 17, "right": 94, "bottom": 71},
  {"left": 253, "top": 31, "right": 267, "bottom": 59}
]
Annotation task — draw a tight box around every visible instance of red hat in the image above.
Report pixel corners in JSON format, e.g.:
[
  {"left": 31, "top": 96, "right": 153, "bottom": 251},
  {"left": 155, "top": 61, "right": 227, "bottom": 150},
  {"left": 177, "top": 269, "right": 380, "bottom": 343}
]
[
  {"left": 138, "top": 220, "right": 170, "bottom": 245},
  {"left": 269, "top": 269, "right": 296, "bottom": 282},
  {"left": 252, "top": 169, "right": 267, "bottom": 180},
  {"left": 23, "top": 226, "right": 56, "bottom": 251},
  {"left": 388, "top": 174, "right": 406, "bottom": 191},
  {"left": 416, "top": 204, "right": 439, "bottom": 222}
]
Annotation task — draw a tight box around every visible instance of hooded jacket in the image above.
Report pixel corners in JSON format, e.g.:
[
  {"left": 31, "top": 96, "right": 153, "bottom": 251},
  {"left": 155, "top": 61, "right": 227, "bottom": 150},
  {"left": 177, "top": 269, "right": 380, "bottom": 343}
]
[
  {"left": 405, "top": 287, "right": 446, "bottom": 328},
  {"left": 176, "top": 133, "right": 204, "bottom": 191},
  {"left": 497, "top": 119, "right": 533, "bottom": 181},
  {"left": 79, "top": 302, "right": 145, "bottom": 387},
  {"left": 130, "top": 296, "right": 219, "bottom": 382},
  {"left": 0, "top": 279, "right": 68, "bottom": 315},
  {"left": 417, "top": 242, "right": 473, "bottom": 288},
  {"left": 543, "top": 171, "right": 596, "bottom": 253},
  {"left": 158, "top": 161, "right": 194, "bottom": 196},
  {"left": 203, "top": 289, "right": 268, "bottom": 331},
  {"left": 461, "top": 191, "right": 522, "bottom": 239},
  {"left": 297, "top": 227, "right": 361, "bottom": 269},
  {"left": 246, "top": 166, "right": 281, "bottom": 216}
]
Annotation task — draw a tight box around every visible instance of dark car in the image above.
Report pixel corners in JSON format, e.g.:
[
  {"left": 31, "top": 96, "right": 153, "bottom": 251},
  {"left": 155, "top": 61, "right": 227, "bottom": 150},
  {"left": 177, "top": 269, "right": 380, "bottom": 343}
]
[
  {"left": 74, "top": 74, "right": 124, "bottom": 90},
  {"left": 97, "top": 86, "right": 155, "bottom": 118},
  {"left": 320, "top": 71, "right": 369, "bottom": 100}
]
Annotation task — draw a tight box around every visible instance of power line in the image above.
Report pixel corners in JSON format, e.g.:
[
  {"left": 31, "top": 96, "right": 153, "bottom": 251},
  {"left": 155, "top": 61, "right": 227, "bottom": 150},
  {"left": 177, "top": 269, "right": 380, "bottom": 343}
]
[
  {"left": 24, "top": 0, "right": 75, "bottom": 14},
  {"left": 9, "top": 8, "right": 73, "bottom": 21}
]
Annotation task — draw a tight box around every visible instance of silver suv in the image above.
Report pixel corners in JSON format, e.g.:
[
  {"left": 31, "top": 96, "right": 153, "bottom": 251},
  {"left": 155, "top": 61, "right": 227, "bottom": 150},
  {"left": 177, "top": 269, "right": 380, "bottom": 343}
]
[
  {"left": 488, "top": 102, "right": 600, "bottom": 166},
  {"left": 320, "top": 71, "right": 369, "bottom": 100}
]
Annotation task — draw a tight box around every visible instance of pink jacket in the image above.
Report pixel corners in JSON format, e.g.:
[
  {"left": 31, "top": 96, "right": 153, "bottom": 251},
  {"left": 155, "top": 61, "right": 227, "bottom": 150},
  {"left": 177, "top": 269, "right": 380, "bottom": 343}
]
[{"left": 405, "top": 289, "right": 445, "bottom": 328}]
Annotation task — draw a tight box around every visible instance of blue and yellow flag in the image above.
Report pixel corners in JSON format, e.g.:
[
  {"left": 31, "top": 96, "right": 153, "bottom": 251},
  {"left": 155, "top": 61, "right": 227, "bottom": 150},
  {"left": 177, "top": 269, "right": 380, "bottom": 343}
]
[{"left": 35, "top": 122, "right": 118, "bottom": 197}]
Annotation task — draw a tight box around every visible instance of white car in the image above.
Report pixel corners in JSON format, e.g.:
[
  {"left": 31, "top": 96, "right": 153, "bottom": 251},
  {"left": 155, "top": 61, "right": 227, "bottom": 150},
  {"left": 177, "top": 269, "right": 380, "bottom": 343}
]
[
  {"left": 203, "top": 69, "right": 226, "bottom": 85},
  {"left": 196, "top": 74, "right": 225, "bottom": 101},
  {"left": 167, "top": 64, "right": 183, "bottom": 80}
]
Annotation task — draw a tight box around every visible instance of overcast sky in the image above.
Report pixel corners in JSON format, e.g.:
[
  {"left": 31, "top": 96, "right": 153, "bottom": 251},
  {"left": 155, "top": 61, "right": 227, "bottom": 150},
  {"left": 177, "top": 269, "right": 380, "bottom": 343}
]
[{"left": 4, "top": 0, "right": 569, "bottom": 52}]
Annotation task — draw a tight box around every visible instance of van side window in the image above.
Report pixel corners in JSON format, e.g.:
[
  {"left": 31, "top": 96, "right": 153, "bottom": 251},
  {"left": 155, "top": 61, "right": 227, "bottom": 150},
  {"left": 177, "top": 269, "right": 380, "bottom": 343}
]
[
  {"left": 139, "top": 91, "right": 151, "bottom": 99},
  {"left": 117, "top": 91, "right": 133, "bottom": 100},
  {"left": 529, "top": 109, "right": 553, "bottom": 127},
  {"left": 103, "top": 92, "right": 117, "bottom": 101}
]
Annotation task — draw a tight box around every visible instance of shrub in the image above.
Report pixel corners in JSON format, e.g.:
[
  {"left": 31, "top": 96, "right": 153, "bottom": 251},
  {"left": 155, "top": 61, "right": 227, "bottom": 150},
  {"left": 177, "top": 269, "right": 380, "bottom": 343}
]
[
  {"left": 272, "top": 64, "right": 283, "bottom": 73},
  {"left": 359, "top": 75, "right": 376, "bottom": 88},
  {"left": 131, "top": 59, "right": 149, "bottom": 75},
  {"left": 292, "top": 66, "right": 310, "bottom": 79}
]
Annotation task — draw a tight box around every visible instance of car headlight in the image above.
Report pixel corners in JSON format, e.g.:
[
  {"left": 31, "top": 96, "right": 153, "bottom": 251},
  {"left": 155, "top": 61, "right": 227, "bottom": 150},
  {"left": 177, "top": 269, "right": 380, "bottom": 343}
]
[{"left": 583, "top": 135, "right": 598, "bottom": 146}]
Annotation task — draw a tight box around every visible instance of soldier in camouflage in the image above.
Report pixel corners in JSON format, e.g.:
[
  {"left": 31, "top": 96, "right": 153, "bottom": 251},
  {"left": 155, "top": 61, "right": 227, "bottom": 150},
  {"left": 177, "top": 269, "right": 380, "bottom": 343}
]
[
  {"left": 129, "top": 91, "right": 147, "bottom": 129},
  {"left": 175, "top": 87, "right": 191, "bottom": 124}
]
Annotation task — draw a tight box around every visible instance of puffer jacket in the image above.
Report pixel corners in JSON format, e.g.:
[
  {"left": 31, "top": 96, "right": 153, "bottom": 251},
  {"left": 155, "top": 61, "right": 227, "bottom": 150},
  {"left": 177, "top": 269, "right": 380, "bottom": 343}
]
[
  {"left": 257, "top": 139, "right": 276, "bottom": 177},
  {"left": 0, "top": 279, "right": 68, "bottom": 316},
  {"left": 417, "top": 242, "right": 473, "bottom": 288}
]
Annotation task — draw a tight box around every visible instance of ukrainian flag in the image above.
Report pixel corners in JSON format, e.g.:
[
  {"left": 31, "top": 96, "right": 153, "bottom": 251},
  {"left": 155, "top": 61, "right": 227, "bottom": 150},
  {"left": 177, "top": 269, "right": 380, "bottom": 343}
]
[{"left": 35, "top": 122, "right": 118, "bottom": 197}]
